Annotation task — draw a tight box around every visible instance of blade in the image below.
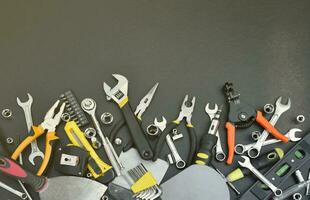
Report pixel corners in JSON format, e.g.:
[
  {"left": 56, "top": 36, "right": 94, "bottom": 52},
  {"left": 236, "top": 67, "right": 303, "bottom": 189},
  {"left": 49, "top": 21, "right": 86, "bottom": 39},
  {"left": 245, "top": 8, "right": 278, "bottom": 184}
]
[{"left": 40, "top": 176, "right": 107, "bottom": 200}]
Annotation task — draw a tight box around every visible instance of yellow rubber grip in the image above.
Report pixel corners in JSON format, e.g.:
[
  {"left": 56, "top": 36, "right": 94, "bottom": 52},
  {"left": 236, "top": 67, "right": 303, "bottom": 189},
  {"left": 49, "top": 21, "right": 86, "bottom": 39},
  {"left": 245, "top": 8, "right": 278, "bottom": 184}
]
[
  {"left": 37, "top": 132, "right": 59, "bottom": 176},
  {"left": 11, "top": 125, "right": 45, "bottom": 160},
  {"left": 118, "top": 96, "right": 129, "bottom": 108}
]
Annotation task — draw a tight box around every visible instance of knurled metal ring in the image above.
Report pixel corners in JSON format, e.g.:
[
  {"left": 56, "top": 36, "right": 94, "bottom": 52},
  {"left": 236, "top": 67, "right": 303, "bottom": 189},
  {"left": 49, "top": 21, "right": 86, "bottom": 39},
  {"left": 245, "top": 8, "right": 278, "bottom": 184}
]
[{"left": 2, "top": 109, "right": 12, "bottom": 119}]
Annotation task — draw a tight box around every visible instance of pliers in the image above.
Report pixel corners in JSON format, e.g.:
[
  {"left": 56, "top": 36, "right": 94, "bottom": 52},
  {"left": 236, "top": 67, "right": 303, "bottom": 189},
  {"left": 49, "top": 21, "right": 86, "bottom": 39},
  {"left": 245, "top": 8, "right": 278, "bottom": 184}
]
[
  {"left": 223, "top": 82, "right": 288, "bottom": 165},
  {"left": 11, "top": 100, "right": 65, "bottom": 176},
  {"left": 152, "top": 95, "right": 197, "bottom": 165},
  {"left": 109, "top": 83, "right": 158, "bottom": 151}
]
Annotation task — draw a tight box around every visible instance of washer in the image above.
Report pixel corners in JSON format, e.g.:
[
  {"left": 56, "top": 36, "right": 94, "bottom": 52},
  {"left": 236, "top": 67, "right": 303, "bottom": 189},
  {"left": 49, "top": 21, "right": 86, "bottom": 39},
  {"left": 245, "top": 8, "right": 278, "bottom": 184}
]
[
  {"left": 296, "top": 115, "right": 305, "bottom": 123},
  {"left": 100, "top": 112, "right": 113, "bottom": 125},
  {"left": 264, "top": 104, "right": 274, "bottom": 114},
  {"left": 1, "top": 109, "right": 12, "bottom": 119}
]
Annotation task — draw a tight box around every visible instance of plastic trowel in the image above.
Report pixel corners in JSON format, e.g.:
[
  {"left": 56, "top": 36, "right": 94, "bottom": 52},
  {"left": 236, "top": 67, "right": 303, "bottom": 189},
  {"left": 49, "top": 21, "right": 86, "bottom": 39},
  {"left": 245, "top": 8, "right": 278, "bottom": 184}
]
[
  {"left": 161, "top": 165, "right": 230, "bottom": 200},
  {"left": 0, "top": 155, "right": 107, "bottom": 200}
]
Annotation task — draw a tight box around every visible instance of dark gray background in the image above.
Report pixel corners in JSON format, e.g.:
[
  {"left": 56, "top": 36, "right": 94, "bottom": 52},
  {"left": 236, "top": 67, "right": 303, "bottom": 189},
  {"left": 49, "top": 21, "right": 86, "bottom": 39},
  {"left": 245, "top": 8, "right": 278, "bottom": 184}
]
[{"left": 0, "top": 1, "right": 310, "bottom": 200}]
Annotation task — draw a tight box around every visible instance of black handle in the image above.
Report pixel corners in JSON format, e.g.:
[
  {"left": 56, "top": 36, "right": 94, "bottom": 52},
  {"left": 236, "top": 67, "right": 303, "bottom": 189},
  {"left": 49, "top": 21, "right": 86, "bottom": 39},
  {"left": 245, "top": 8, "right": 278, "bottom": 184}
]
[
  {"left": 152, "top": 122, "right": 178, "bottom": 161},
  {"left": 186, "top": 126, "right": 197, "bottom": 166},
  {"left": 0, "top": 155, "right": 46, "bottom": 191},
  {"left": 121, "top": 102, "right": 154, "bottom": 160},
  {"left": 194, "top": 134, "right": 218, "bottom": 165}
]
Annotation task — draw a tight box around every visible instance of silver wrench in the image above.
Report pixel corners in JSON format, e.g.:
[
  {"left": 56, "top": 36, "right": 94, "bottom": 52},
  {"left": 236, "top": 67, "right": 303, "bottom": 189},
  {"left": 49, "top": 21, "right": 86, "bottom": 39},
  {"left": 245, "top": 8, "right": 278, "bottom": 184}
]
[
  {"left": 239, "top": 156, "right": 282, "bottom": 197},
  {"left": 247, "top": 97, "right": 291, "bottom": 158},
  {"left": 235, "top": 128, "right": 302, "bottom": 154},
  {"left": 205, "top": 103, "right": 226, "bottom": 162},
  {"left": 17, "top": 93, "right": 44, "bottom": 165},
  {"left": 0, "top": 180, "right": 27, "bottom": 199},
  {"left": 154, "top": 117, "right": 185, "bottom": 169}
]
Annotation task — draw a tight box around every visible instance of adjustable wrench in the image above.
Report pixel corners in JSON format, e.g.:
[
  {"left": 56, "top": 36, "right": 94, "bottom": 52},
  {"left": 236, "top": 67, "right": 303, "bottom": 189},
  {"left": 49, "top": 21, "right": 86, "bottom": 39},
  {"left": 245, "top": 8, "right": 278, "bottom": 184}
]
[
  {"left": 205, "top": 103, "right": 226, "bottom": 162},
  {"left": 17, "top": 93, "right": 44, "bottom": 165},
  {"left": 235, "top": 128, "right": 302, "bottom": 155},
  {"left": 239, "top": 156, "right": 282, "bottom": 197},
  {"left": 247, "top": 97, "right": 291, "bottom": 158}
]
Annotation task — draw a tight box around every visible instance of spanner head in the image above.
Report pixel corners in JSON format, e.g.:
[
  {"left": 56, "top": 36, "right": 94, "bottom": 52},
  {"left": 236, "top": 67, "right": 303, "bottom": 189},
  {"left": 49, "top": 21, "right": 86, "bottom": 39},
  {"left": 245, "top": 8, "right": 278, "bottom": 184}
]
[
  {"left": 205, "top": 103, "right": 218, "bottom": 119},
  {"left": 28, "top": 151, "right": 44, "bottom": 166},
  {"left": 103, "top": 74, "right": 128, "bottom": 104},
  {"left": 16, "top": 93, "right": 33, "bottom": 107},
  {"left": 275, "top": 96, "right": 291, "bottom": 113},
  {"left": 238, "top": 156, "right": 252, "bottom": 168},
  {"left": 287, "top": 128, "right": 303, "bottom": 142},
  {"left": 154, "top": 116, "right": 167, "bottom": 131}
]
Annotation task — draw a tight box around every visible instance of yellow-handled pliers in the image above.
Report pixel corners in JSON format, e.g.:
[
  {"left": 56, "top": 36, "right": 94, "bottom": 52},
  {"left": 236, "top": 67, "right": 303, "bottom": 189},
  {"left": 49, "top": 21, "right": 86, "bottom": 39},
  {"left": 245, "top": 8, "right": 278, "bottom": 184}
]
[{"left": 11, "top": 100, "right": 65, "bottom": 176}]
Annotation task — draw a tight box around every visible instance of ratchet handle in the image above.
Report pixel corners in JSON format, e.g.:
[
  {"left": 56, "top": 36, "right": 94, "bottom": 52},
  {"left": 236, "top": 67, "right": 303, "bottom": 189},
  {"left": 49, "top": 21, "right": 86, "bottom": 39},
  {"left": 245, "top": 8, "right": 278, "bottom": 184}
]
[
  {"left": 186, "top": 125, "right": 197, "bottom": 165},
  {"left": 121, "top": 102, "right": 154, "bottom": 160},
  {"left": 226, "top": 122, "right": 235, "bottom": 165},
  {"left": 11, "top": 125, "right": 45, "bottom": 160},
  {"left": 0, "top": 155, "right": 46, "bottom": 191},
  {"left": 153, "top": 122, "right": 178, "bottom": 161},
  {"left": 36, "top": 132, "right": 59, "bottom": 176},
  {"left": 195, "top": 134, "right": 217, "bottom": 166},
  {"left": 256, "top": 111, "right": 289, "bottom": 143}
]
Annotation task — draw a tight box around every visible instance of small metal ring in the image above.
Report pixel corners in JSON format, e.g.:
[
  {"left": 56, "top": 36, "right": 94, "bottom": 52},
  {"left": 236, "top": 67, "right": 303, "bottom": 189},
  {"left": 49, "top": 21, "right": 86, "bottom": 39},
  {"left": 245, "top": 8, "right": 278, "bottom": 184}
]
[
  {"left": 172, "top": 129, "right": 178, "bottom": 135},
  {"left": 264, "top": 104, "right": 274, "bottom": 114},
  {"left": 293, "top": 193, "right": 302, "bottom": 200},
  {"left": 1, "top": 109, "right": 12, "bottom": 119},
  {"left": 21, "top": 193, "right": 27, "bottom": 200},
  {"left": 296, "top": 115, "right": 305, "bottom": 123},
  {"left": 234, "top": 144, "right": 245, "bottom": 155},
  {"left": 176, "top": 160, "right": 186, "bottom": 169},
  {"left": 91, "top": 137, "right": 102, "bottom": 149},
  {"left": 61, "top": 113, "right": 71, "bottom": 122},
  {"left": 6, "top": 137, "right": 14, "bottom": 144},
  {"left": 86, "top": 172, "right": 92, "bottom": 178},
  {"left": 146, "top": 124, "right": 159, "bottom": 136},
  {"left": 100, "top": 112, "right": 113, "bottom": 125},
  {"left": 251, "top": 131, "right": 261, "bottom": 141},
  {"left": 114, "top": 138, "right": 123, "bottom": 146},
  {"left": 215, "top": 152, "right": 226, "bottom": 162},
  {"left": 101, "top": 195, "right": 109, "bottom": 200},
  {"left": 84, "top": 127, "right": 97, "bottom": 138}
]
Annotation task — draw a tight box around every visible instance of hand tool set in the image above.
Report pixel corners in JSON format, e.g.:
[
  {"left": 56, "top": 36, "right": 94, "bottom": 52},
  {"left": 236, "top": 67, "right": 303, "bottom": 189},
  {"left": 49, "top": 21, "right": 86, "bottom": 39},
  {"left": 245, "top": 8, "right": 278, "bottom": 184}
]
[{"left": 0, "top": 75, "right": 309, "bottom": 200}]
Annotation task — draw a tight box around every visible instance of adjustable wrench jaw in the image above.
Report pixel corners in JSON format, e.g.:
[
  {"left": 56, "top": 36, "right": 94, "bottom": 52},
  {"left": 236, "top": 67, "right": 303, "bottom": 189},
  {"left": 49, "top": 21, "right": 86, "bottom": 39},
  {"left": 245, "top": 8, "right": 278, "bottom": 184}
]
[{"left": 103, "top": 74, "right": 128, "bottom": 107}]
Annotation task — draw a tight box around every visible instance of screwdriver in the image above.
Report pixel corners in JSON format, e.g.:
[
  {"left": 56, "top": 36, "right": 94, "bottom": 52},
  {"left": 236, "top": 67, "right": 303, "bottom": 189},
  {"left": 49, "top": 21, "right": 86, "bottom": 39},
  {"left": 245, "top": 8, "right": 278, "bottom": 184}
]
[{"left": 195, "top": 105, "right": 223, "bottom": 165}]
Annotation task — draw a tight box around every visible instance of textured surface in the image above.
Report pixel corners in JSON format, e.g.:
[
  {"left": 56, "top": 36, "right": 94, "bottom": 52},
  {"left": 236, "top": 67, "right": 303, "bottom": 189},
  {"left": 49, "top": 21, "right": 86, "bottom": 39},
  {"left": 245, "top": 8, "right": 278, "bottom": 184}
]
[{"left": 0, "top": 1, "right": 310, "bottom": 199}]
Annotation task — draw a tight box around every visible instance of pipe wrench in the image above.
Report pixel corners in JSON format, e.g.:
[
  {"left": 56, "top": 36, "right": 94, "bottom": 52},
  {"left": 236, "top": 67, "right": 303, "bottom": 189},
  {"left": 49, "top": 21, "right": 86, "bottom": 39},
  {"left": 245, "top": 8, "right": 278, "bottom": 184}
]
[{"left": 17, "top": 93, "right": 44, "bottom": 165}]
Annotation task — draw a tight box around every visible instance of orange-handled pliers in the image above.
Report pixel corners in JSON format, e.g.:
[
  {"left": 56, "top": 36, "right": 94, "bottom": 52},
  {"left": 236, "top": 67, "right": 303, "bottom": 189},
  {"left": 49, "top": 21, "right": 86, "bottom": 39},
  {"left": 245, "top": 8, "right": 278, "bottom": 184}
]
[
  {"left": 11, "top": 100, "right": 65, "bottom": 176},
  {"left": 223, "top": 83, "right": 288, "bottom": 165}
]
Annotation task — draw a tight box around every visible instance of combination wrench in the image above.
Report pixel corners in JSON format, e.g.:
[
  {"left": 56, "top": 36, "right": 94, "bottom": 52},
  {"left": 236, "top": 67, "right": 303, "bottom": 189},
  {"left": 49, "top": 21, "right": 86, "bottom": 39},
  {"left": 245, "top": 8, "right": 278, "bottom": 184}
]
[
  {"left": 0, "top": 180, "right": 27, "bottom": 199},
  {"left": 235, "top": 128, "right": 302, "bottom": 155},
  {"left": 17, "top": 93, "right": 44, "bottom": 165},
  {"left": 205, "top": 103, "right": 226, "bottom": 162},
  {"left": 247, "top": 97, "right": 291, "bottom": 158},
  {"left": 154, "top": 117, "right": 186, "bottom": 169},
  {"left": 239, "top": 156, "right": 282, "bottom": 197}
]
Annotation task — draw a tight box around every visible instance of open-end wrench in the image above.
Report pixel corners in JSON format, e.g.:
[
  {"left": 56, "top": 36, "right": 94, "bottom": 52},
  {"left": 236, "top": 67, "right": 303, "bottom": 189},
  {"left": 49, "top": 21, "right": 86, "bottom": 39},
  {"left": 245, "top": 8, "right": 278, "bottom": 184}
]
[
  {"left": 17, "top": 93, "right": 44, "bottom": 165},
  {"left": 205, "top": 103, "right": 226, "bottom": 162},
  {"left": 239, "top": 156, "right": 282, "bottom": 197},
  {"left": 247, "top": 97, "right": 291, "bottom": 158},
  {"left": 235, "top": 128, "right": 302, "bottom": 154},
  {"left": 0, "top": 180, "right": 27, "bottom": 199}
]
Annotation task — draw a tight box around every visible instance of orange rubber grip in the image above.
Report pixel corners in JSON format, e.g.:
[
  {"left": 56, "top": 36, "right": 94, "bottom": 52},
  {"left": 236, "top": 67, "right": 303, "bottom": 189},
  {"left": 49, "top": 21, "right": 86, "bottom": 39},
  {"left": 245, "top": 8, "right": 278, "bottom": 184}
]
[
  {"left": 256, "top": 111, "right": 289, "bottom": 143},
  {"left": 11, "top": 126, "right": 45, "bottom": 160},
  {"left": 36, "top": 132, "right": 59, "bottom": 176},
  {"left": 226, "top": 122, "right": 235, "bottom": 165}
]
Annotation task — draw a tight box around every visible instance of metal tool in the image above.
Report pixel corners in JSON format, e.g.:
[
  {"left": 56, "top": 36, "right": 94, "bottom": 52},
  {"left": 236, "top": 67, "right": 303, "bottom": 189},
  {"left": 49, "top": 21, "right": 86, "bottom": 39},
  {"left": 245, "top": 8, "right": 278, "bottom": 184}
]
[
  {"left": 0, "top": 156, "right": 108, "bottom": 200},
  {"left": 17, "top": 93, "right": 44, "bottom": 165},
  {"left": 235, "top": 128, "right": 302, "bottom": 155},
  {"left": 0, "top": 180, "right": 27, "bottom": 199},
  {"left": 146, "top": 124, "right": 159, "bottom": 136},
  {"left": 153, "top": 95, "right": 197, "bottom": 166},
  {"left": 101, "top": 112, "right": 114, "bottom": 125},
  {"left": 238, "top": 156, "right": 282, "bottom": 196},
  {"left": 296, "top": 115, "right": 305, "bottom": 123},
  {"left": 166, "top": 134, "right": 186, "bottom": 169},
  {"left": 306, "top": 169, "right": 310, "bottom": 195},
  {"left": 109, "top": 82, "right": 159, "bottom": 152},
  {"left": 247, "top": 97, "right": 291, "bottom": 158},
  {"left": 264, "top": 104, "right": 275, "bottom": 114},
  {"left": 103, "top": 74, "right": 154, "bottom": 159},
  {"left": 251, "top": 131, "right": 261, "bottom": 141},
  {"left": 215, "top": 168, "right": 240, "bottom": 195},
  {"left": 223, "top": 83, "right": 288, "bottom": 164},
  {"left": 294, "top": 170, "right": 305, "bottom": 198},
  {"left": 81, "top": 98, "right": 124, "bottom": 176},
  {"left": 1, "top": 108, "right": 12, "bottom": 118},
  {"left": 293, "top": 193, "right": 302, "bottom": 200},
  {"left": 273, "top": 180, "right": 310, "bottom": 200},
  {"left": 11, "top": 99, "right": 65, "bottom": 176},
  {"left": 205, "top": 103, "right": 226, "bottom": 162}
]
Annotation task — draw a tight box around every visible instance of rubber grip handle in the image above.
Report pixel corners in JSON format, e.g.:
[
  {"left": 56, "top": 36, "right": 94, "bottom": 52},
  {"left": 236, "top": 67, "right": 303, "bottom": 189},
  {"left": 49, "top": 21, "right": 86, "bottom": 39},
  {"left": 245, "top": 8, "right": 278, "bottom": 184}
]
[
  {"left": 36, "top": 132, "right": 59, "bottom": 176},
  {"left": 186, "top": 126, "right": 197, "bottom": 166},
  {"left": 121, "top": 102, "right": 154, "bottom": 160},
  {"left": 152, "top": 122, "right": 178, "bottom": 161},
  {"left": 226, "top": 122, "right": 235, "bottom": 165},
  {"left": 11, "top": 125, "right": 45, "bottom": 160},
  {"left": 0, "top": 155, "right": 46, "bottom": 191},
  {"left": 256, "top": 111, "right": 289, "bottom": 143},
  {"left": 195, "top": 134, "right": 217, "bottom": 165}
]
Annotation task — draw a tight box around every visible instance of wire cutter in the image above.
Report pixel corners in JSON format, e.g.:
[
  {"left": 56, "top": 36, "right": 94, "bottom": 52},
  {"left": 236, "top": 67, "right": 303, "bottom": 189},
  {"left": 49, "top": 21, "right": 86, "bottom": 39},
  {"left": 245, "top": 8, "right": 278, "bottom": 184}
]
[
  {"left": 109, "top": 82, "right": 158, "bottom": 151},
  {"left": 11, "top": 100, "right": 65, "bottom": 176},
  {"left": 223, "top": 82, "right": 288, "bottom": 165},
  {"left": 152, "top": 95, "right": 197, "bottom": 165}
]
